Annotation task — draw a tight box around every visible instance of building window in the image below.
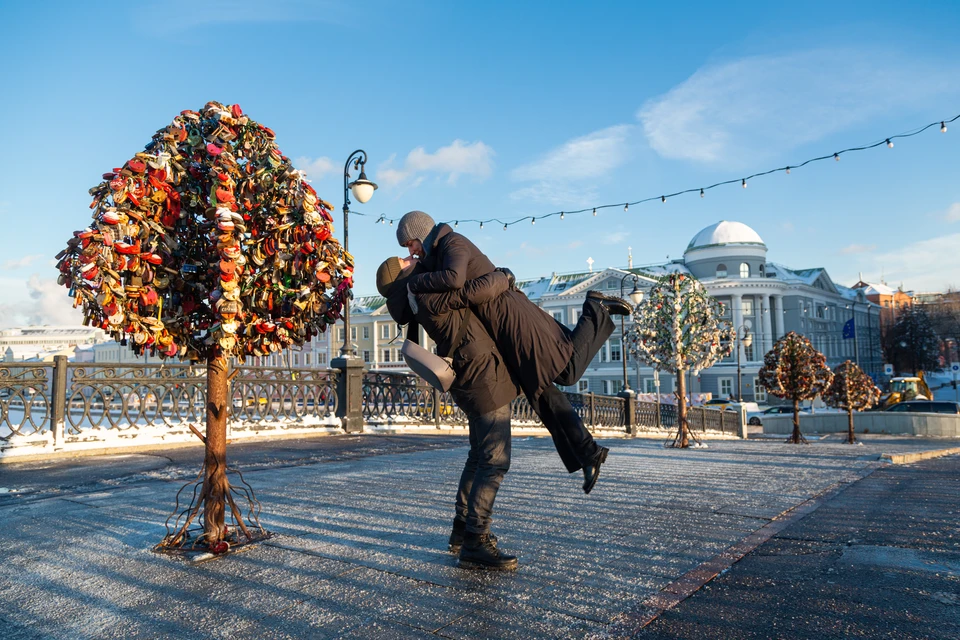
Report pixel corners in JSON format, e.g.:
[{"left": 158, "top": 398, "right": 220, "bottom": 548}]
[
  {"left": 719, "top": 377, "right": 733, "bottom": 398},
  {"left": 599, "top": 341, "right": 608, "bottom": 363},
  {"left": 351, "top": 326, "right": 358, "bottom": 340},
  {"left": 318, "top": 353, "right": 327, "bottom": 365},
  {"left": 610, "top": 342, "right": 621, "bottom": 362},
  {"left": 716, "top": 264, "right": 727, "bottom": 278},
  {"left": 740, "top": 263, "right": 750, "bottom": 278},
  {"left": 362, "top": 350, "right": 371, "bottom": 363},
  {"left": 292, "top": 354, "right": 299, "bottom": 366},
  {"left": 603, "top": 380, "right": 622, "bottom": 394},
  {"left": 304, "top": 354, "right": 312, "bottom": 366},
  {"left": 644, "top": 378, "right": 657, "bottom": 394},
  {"left": 606, "top": 280, "right": 617, "bottom": 289},
  {"left": 552, "top": 310, "right": 563, "bottom": 323},
  {"left": 578, "top": 380, "right": 589, "bottom": 392},
  {"left": 380, "top": 324, "right": 390, "bottom": 339},
  {"left": 570, "top": 309, "right": 581, "bottom": 326},
  {"left": 742, "top": 299, "right": 754, "bottom": 316},
  {"left": 382, "top": 349, "right": 391, "bottom": 362},
  {"left": 754, "top": 378, "right": 767, "bottom": 402},
  {"left": 759, "top": 264, "right": 765, "bottom": 277},
  {"left": 363, "top": 326, "right": 370, "bottom": 340},
  {"left": 816, "top": 305, "right": 825, "bottom": 319},
  {"left": 337, "top": 328, "right": 345, "bottom": 341}
]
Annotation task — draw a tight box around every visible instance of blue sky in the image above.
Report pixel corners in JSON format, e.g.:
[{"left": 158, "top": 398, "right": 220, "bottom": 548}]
[{"left": 1, "top": 0, "right": 959, "bottom": 328}]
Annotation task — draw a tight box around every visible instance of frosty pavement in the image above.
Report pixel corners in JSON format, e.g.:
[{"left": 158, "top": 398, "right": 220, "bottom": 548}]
[{"left": 0, "top": 435, "right": 953, "bottom": 639}]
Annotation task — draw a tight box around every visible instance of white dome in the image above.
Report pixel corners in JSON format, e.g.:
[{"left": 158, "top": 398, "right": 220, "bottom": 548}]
[{"left": 685, "top": 221, "right": 765, "bottom": 253}]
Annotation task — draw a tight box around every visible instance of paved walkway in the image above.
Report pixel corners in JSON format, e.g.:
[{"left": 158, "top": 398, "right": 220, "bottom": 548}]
[{"left": 0, "top": 434, "right": 955, "bottom": 639}]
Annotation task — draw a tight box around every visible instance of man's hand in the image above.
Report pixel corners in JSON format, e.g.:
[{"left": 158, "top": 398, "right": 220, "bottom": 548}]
[{"left": 496, "top": 267, "right": 517, "bottom": 290}]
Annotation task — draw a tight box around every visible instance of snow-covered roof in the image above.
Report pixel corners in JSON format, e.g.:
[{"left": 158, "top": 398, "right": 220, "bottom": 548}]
[
  {"left": 857, "top": 282, "right": 896, "bottom": 296},
  {"left": 685, "top": 221, "right": 765, "bottom": 253},
  {"left": 351, "top": 296, "right": 386, "bottom": 314}
]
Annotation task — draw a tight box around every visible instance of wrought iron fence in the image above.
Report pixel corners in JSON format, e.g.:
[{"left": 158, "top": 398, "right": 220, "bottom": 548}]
[{"left": 1, "top": 358, "right": 740, "bottom": 449}]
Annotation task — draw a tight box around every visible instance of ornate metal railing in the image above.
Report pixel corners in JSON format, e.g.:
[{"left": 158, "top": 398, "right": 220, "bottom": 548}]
[
  {"left": 0, "top": 364, "right": 51, "bottom": 440},
  {"left": 1, "top": 358, "right": 740, "bottom": 450}
]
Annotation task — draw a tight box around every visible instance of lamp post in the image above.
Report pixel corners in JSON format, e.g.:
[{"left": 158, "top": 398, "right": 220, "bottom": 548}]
[
  {"left": 339, "top": 150, "right": 377, "bottom": 357},
  {"left": 619, "top": 273, "right": 645, "bottom": 391},
  {"left": 736, "top": 324, "right": 753, "bottom": 402}
]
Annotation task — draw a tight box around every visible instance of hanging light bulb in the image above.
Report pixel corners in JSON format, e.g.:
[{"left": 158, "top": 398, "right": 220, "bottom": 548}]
[
  {"left": 479, "top": 221, "right": 484, "bottom": 229},
  {"left": 785, "top": 166, "right": 791, "bottom": 175},
  {"left": 560, "top": 211, "right": 565, "bottom": 220},
  {"left": 592, "top": 208, "right": 597, "bottom": 216},
  {"left": 886, "top": 139, "right": 894, "bottom": 148},
  {"left": 942, "top": 122, "right": 948, "bottom": 133},
  {"left": 742, "top": 179, "right": 747, "bottom": 188},
  {"left": 503, "top": 223, "right": 507, "bottom": 231},
  {"left": 661, "top": 195, "right": 666, "bottom": 203},
  {"left": 699, "top": 188, "right": 704, "bottom": 198},
  {"left": 454, "top": 220, "right": 459, "bottom": 228},
  {"left": 624, "top": 203, "right": 629, "bottom": 212},
  {"left": 834, "top": 153, "right": 840, "bottom": 161},
  {"left": 389, "top": 219, "right": 394, "bottom": 226},
  {"left": 531, "top": 217, "right": 535, "bottom": 225}
]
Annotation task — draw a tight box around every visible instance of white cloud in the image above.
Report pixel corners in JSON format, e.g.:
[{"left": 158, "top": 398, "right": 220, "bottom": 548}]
[
  {"left": 294, "top": 156, "right": 337, "bottom": 181},
  {"left": 860, "top": 233, "right": 960, "bottom": 292},
  {"left": 0, "top": 275, "right": 83, "bottom": 329},
  {"left": 601, "top": 230, "right": 631, "bottom": 245},
  {"left": 375, "top": 140, "right": 495, "bottom": 189},
  {"left": 944, "top": 202, "right": 960, "bottom": 222},
  {"left": 840, "top": 243, "right": 876, "bottom": 255},
  {"left": 2, "top": 254, "right": 44, "bottom": 270},
  {"left": 637, "top": 48, "right": 956, "bottom": 165},
  {"left": 780, "top": 221, "right": 795, "bottom": 233},
  {"left": 509, "top": 125, "right": 633, "bottom": 205}
]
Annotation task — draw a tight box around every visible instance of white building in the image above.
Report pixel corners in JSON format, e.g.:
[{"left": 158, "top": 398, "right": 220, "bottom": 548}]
[{"left": 0, "top": 326, "right": 108, "bottom": 362}]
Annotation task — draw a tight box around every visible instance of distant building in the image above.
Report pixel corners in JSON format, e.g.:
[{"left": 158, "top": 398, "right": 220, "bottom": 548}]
[
  {"left": 0, "top": 326, "right": 108, "bottom": 362},
  {"left": 850, "top": 278, "right": 913, "bottom": 334}
]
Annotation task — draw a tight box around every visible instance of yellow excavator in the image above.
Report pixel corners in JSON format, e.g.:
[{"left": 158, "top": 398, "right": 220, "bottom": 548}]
[{"left": 878, "top": 371, "right": 933, "bottom": 409}]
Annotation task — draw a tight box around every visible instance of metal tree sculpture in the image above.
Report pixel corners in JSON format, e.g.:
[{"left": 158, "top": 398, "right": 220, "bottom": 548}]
[
  {"left": 823, "top": 360, "right": 881, "bottom": 444},
  {"left": 757, "top": 332, "right": 833, "bottom": 444},
  {"left": 625, "top": 273, "right": 734, "bottom": 447},
  {"left": 55, "top": 101, "right": 352, "bottom": 554}
]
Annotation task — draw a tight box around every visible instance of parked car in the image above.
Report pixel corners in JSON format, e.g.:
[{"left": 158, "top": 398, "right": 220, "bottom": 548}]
[
  {"left": 747, "top": 405, "right": 810, "bottom": 426},
  {"left": 884, "top": 400, "right": 960, "bottom": 414}
]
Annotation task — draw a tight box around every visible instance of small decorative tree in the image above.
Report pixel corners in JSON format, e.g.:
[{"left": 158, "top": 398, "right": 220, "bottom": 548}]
[
  {"left": 55, "top": 101, "right": 351, "bottom": 554},
  {"left": 626, "top": 273, "right": 734, "bottom": 447},
  {"left": 823, "top": 360, "right": 881, "bottom": 444},
  {"left": 757, "top": 332, "right": 833, "bottom": 444}
]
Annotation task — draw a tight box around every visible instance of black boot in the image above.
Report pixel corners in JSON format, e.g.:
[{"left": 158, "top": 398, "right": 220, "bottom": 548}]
[
  {"left": 586, "top": 291, "right": 633, "bottom": 316},
  {"left": 448, "top": 517, "right": 466, "bottom": 553},
  {"left": 458, "top": 532, "right": 518, "bottom": 571},
  {"left": 583, "top": 447, "right": 609, "bottom": 494}
]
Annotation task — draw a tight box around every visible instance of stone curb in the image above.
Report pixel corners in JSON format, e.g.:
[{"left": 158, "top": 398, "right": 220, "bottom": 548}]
[
  {"left": 880, "top": 447, "right": 960, "bottom": 465},
  {"left": 604, "top": 464, "right": 881, "bottom": 638}
]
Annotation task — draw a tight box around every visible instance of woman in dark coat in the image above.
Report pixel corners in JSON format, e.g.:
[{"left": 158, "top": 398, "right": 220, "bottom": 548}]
[{"left": 395, "top": 211, "right": 631, "bottom": 493}]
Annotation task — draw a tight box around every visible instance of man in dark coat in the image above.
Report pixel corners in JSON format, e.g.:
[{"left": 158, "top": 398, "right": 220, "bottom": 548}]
[
  {"left": 378, "top": 256, "right": 520, "bottom": 570},
  {"left": 395, "top": 210, "right": 632, "bottom": 494}
]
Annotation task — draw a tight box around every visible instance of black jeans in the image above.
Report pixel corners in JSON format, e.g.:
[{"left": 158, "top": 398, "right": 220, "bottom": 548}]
[
  {"left": 537, "top": 385, "right": 602, "bottom": 473},
  {"left": 455, "top": 403, "right": 512, "bottom": 534},
  {"left": 554, "top": 296, "right": 614, "bottom": 387}
]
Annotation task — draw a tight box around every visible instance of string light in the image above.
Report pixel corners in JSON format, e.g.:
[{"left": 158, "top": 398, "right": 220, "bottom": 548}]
[
  {"left": 531, "top": 217, "right": 535, "bottom": 225},
  {"left": 454, "top": 220, "right": 458, "bottom": 228},
  {"left": 365, "top": 111, "right": 960, "bottom": 230}
]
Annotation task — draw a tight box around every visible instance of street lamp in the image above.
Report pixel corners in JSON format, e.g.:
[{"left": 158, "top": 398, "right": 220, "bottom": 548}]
[
  {"left": 619, "top": 273, "right": 645, "bottom": 391},
  {"left": 736, "top": 324, "right": 753, "bottom": 402},
  {"left": 340, "top": 150, "right": 377, "bottom": 357}
]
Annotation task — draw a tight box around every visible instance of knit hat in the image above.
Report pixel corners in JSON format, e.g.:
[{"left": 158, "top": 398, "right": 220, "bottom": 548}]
[
  {"left": 396, "top": 210, "right": 435, "bottom": 247},
  {"left": 376, "top": 257, "right": 404, "bottom": 297}
]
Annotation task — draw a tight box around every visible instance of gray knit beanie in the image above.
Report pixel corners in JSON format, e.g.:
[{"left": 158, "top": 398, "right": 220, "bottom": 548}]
[{"left": 396, "top": 210, "right": 436, "bottom": 247}]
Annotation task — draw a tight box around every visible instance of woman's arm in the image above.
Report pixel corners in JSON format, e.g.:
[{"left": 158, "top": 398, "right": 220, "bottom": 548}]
[{"left": 417, "top": 271, "right": 509, "bottom": 316}]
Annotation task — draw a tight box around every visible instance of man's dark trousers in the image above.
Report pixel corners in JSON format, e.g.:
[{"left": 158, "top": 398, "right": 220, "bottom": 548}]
[
  {"left": 455, "top": 404, "right": 512, "bottom": 534},
  {"left": 554, "top": 297, "right": 614, "bottom": 387}
]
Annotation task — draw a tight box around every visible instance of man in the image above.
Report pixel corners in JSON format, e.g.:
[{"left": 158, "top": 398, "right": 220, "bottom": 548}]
[
  {"left": 395, "top": 210, "right": 632, "bottom": 494},
  {"left": 378, "top": 257, "right": 519, "bottom": 570}
]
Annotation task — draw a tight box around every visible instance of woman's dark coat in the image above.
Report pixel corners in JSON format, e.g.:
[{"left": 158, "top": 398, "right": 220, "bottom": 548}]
[
  {"left": 409, "top": 223, "right": 574, "bottom": 404},
  {"left": 385, "top": 266, "right": 519, "bottom": 416}
]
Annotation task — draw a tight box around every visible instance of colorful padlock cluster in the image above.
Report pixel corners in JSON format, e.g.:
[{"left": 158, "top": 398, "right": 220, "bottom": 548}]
[{"left": 56, "top": 101, "right": 353, "bottom": 362}]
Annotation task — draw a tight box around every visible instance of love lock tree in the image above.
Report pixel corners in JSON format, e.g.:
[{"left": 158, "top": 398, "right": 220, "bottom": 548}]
[
  {"left": 55, "top": 101, "right": 352, "bottom": 554},
  {"left": 757, "top": 332, "right": 833, "bottom": 444},
  {"left": 823, "top": 360, "right": 881, "bottom": 444},
  {"left": 625, "top": 273, "right": 734, "bottom": 448}
]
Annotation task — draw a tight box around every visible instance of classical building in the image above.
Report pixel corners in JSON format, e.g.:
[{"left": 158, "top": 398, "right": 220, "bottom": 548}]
[
  {"left": 850, "top": 278, "right": 914, "bottom": 334},
  {"left": 0, "top": 326, "right": 108, "bottom": 362}
]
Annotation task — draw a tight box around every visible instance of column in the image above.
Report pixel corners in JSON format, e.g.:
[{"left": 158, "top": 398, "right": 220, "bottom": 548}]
[
  {"left": 761, "top": 294, "right": 773, "bottom": 356},
  {"left": 732, "top": 293, "right": 744, "bottom": 364},
  {"left": 773, "top": 295, "right": 784, "bottom": 339}
]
